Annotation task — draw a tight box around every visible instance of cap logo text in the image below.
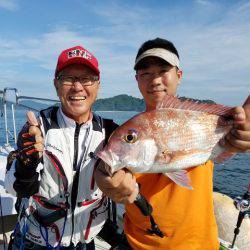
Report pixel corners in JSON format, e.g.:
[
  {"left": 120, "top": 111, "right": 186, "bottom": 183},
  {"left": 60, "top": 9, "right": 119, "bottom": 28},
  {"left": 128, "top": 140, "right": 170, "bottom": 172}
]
[{"left": 68, "top": 49, "right": 92, "bottom": 60}]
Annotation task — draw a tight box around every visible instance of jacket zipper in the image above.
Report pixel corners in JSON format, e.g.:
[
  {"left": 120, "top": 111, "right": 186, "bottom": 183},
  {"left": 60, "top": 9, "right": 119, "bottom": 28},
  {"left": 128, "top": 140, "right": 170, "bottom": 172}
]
[{"left": 70, "top": 123, "right": 81, "bottom": 244}]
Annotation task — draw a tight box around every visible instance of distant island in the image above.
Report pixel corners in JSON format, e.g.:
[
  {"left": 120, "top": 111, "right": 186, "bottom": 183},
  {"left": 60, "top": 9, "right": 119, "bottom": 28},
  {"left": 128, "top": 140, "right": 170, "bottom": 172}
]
[
  {"left": 93, "top": 94, "right": 145, "bottom": 111},
  {"left": 0, "top": 94, "right": 215, "bottom": 111},
  {"left": 93, "top": 94, "right": 215, "bottom": 111}
]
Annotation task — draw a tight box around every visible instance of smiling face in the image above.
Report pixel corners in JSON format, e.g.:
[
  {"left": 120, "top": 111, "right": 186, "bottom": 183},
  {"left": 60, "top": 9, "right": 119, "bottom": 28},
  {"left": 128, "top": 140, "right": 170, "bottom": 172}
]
[
  {"left": 136, "top": 57, "right": 182, "bottom": 111},
  {"left": 54, "top": 64, "right": 100, "bottom": 123}
]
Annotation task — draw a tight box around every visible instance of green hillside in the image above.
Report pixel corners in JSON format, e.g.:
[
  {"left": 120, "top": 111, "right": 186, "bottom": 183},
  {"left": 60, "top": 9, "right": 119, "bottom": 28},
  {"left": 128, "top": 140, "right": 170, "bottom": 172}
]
[{"left": 93, "top": 94, "right": 145, "bottom": 111}]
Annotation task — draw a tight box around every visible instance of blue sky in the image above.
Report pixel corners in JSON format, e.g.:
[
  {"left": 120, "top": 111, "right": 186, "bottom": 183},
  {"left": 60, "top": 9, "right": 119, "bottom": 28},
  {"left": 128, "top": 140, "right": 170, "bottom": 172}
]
[{"left": 0, "top": 0, "right": 249, "bottom": 106}]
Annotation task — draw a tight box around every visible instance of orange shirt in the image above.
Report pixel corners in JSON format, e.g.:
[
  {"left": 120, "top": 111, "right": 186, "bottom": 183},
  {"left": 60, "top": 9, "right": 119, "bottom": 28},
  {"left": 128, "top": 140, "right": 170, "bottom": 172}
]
[{"left": 124, "top": 161, "right": 219, "bottom": 250}]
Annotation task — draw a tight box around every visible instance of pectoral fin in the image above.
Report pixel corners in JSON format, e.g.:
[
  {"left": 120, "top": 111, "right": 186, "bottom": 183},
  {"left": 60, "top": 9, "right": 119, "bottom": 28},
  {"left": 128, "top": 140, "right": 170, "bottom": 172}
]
[{"left": 164, "top": 170, "right": 193, "bottom": 190}]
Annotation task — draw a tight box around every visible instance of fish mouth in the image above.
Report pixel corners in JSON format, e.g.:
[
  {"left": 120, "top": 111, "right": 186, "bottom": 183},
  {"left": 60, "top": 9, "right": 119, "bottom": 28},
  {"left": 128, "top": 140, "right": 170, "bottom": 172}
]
[{"left": 97, "top": 149, "right": 121, "bottom": 174}]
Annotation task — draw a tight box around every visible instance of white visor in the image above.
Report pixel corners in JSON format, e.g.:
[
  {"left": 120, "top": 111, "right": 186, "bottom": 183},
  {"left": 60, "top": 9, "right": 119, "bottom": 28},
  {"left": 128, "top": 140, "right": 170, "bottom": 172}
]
[{"left": 134, "top": 48, "right": 180, "bottom": 69}]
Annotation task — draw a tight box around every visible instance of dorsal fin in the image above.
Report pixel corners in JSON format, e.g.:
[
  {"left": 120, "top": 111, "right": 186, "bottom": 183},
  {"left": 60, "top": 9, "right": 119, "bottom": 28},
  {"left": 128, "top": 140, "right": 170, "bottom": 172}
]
[{"left": 157, "top": 95, "right": 234, "bottom": 117}]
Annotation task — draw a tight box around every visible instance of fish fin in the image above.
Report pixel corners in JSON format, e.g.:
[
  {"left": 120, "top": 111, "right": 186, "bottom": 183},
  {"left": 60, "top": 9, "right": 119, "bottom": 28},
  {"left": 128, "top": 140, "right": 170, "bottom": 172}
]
[
  {"left": 164, "top": 170, "right": 193, "bottom": 190},
  {"left": 214, "top": 151, "right": 235, "bottom": 163},
  {"left": 158, "top": 95, "right": 234, "bottom": 118}
]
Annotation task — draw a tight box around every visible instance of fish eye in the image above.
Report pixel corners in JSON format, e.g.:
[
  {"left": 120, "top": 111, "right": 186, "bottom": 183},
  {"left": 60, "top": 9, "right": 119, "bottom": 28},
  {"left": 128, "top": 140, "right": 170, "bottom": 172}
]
[{"left": 124, "top": 130, "right": 138, "bottom": 144}]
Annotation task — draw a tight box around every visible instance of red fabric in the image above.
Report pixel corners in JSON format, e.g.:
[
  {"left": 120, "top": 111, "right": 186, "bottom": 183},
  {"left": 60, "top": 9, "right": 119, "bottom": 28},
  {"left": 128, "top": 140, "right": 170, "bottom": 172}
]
[{"left": 55, "top": 45, "right": 99, "bottom": 77}]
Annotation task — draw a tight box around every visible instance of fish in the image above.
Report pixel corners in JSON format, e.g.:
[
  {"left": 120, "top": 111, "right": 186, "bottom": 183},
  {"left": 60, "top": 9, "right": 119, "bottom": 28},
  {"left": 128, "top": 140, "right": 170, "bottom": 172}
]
[{"left": 97, "top": 95, "right": 235, "bottom": 189}]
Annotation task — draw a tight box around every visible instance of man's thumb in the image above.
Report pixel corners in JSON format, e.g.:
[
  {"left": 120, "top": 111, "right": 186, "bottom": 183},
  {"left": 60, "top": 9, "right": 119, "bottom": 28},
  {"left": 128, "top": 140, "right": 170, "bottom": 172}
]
[
  {"left": 26, "top": 111, "right": 39, "bottom": 126},
  {"left": 243, "top": 95, "right": 250, "bottom": 121}
]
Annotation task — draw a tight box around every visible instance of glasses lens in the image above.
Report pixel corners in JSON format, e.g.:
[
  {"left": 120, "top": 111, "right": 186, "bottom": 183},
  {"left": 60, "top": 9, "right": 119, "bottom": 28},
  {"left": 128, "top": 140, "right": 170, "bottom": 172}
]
[
  {"left": 58, "top": 76, "right": 74, "bottom": 84},
  {"left": 80, "top": 76, "right": 98, "bottom": 86},
  {"left": 57, "top": 75, "right": 98, "bottom": 86}
]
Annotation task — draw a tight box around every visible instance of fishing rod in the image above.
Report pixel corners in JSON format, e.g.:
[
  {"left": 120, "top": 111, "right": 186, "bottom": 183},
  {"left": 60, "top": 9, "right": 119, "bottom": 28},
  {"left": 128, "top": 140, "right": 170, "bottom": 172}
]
[
  {"left": 134, "top": 192, "right": 164, "bottom": 238},
  {"left": 230, "top": 183, "right": 250, "bottom": 248},
  {"left": 94, "top": 157, "right": 164, "bottom": 238}
]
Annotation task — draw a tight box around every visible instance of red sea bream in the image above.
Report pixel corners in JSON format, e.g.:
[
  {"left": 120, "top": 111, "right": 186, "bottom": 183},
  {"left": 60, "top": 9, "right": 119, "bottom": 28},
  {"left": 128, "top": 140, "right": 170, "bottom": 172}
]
[{"left": 97, "top": 95, "right": 234, "bottom": 189}]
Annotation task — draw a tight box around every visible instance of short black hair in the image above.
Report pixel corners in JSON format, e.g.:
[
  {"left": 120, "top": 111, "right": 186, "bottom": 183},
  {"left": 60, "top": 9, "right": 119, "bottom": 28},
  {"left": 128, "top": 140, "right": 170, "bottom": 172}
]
[{"left": 134, "top": 38, "right": 179, "bottom": 70}]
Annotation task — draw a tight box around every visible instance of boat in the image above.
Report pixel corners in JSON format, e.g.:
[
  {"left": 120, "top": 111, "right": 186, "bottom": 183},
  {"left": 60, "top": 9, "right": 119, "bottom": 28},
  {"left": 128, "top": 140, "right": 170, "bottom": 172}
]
[{"left": 0, "top": 88, "right": 249, "bottom": 250}]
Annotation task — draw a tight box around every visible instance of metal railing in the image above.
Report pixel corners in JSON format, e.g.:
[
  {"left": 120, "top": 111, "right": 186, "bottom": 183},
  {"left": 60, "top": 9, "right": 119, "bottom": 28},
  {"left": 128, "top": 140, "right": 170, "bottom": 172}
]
[{"left": 0, "top": 88, "right": 59, "bottom": 146}]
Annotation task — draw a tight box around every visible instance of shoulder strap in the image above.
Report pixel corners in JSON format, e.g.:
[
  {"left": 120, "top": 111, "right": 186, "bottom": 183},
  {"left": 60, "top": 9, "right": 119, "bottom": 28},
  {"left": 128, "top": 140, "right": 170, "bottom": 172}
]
[
  {"left": 102, "top": 118, "right": 119, "bottom": 223},
  {"left": 40, "top": 106, "right": 60, "bottom": 135},
  {"left": 102, "top": 118, "right": 119, "bottom": 144}
]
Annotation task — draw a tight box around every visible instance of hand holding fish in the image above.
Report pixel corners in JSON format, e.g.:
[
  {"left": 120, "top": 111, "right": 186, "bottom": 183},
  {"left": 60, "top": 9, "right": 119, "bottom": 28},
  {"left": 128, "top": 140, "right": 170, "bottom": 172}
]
[
  {"left": 94, "top": 161, "right": 139, "bottom": 204},
  {"left": 16, "top": 111, "right": 44, "bottom": 166},
  {"left": 220, "top": 95, "right": 250, "bottom": 152}
]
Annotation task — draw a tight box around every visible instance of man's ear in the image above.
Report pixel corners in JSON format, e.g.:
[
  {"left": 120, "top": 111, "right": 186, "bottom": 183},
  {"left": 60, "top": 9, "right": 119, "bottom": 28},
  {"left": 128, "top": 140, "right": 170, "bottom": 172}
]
[
  {"left": 54, "top": 79, "right": 59, "bottom": 96},
  {"left": 135, "top": 74, "right": 138, "bottom": 82},
  {"left": 176, "top": 69, "right": 183, "bottom": 85},
  {"left": 97, "top": 81, "right": 100, "bottom": 90}
]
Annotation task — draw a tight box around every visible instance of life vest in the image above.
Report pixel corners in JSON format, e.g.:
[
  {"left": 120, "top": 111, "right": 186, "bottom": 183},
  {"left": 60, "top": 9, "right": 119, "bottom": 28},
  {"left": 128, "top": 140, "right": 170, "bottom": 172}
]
[{"left": 13, "top": 106, "right": 118, "bottom": 247}]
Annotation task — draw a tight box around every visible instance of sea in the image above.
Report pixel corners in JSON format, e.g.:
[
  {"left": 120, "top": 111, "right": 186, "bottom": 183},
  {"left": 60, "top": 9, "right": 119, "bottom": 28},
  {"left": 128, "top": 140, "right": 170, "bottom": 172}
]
[{"left": 0, "top": 107, "right": 249, "bottom": 199}]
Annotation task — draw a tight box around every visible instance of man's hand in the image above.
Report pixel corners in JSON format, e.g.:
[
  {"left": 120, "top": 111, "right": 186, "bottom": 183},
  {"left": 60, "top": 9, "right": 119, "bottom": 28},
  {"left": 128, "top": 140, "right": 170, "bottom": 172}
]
[
  {"left": 94, "top": 161, "right": 139, "bottom": 204},
  {"left": 220, "top": 95, "right": 250, "bottom": 152},
  {"left": 17, "top": 111, "right": 44, "bottom": 166}
]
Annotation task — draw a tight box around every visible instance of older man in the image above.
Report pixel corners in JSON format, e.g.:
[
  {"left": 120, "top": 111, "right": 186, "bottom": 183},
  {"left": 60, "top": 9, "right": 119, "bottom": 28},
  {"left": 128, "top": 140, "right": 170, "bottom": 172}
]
[
  {"left": 6, "top": 45, "right": 118, "bottom": 249},
  {"left": 95, "top": 38, "right": 250, "bottom": 250}
]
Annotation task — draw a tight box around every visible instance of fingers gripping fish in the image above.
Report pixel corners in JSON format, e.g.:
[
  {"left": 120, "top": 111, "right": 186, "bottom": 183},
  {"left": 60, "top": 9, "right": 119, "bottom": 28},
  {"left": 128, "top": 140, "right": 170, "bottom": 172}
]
[{"left": 98, "top": 95, "right": 235, "bottom": 189}]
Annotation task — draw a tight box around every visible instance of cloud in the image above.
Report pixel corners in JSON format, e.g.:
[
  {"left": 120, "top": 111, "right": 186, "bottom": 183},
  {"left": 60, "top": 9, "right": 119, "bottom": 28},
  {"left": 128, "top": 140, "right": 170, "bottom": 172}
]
[
  {"left": 0, "top": 0, "right": 18, "bottom": 11},
  {"left": 0, "top": 25, "right": 139, "bottom": 98},
  {"left": 0, "top": 0, "right": 249, "bottom": 105},
  {"left": 235, "top": 2, "right": 250, "bottom": 14}
]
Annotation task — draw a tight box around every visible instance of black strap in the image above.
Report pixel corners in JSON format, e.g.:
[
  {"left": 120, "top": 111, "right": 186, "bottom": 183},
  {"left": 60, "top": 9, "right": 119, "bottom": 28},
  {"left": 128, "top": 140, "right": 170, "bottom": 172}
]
[
  {"left": 103, "top": 118, "right": 119, "bottom": 144},
  {"left": 32, "top": 208, "right": 67, "bottom": 227},
  {"left": 40, "top": 106, "right": 60, "bottom": 135},
  {"left": 102, "top": 118, "right": 119, "bottom": 226}
]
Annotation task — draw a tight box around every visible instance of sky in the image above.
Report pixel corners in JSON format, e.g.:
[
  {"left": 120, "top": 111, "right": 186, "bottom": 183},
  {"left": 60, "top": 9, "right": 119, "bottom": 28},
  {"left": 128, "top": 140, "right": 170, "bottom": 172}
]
[{"left": 0, "top": 0, "right": 249, "bottom": 106}]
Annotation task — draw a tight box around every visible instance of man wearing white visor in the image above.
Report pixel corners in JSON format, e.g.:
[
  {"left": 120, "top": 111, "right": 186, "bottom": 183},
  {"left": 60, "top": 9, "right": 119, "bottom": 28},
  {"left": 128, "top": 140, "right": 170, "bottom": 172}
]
[
  {"left": 134, "top": 47, "right": 180, "bottom": 69},
  {"left": 95, "top": 38, "right": 250, "bottom": 249}
]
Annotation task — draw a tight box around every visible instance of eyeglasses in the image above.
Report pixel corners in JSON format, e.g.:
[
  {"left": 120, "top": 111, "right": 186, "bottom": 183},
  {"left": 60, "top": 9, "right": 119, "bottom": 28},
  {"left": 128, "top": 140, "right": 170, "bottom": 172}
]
[{"left": 56, "top": 75, "right": 99, "bottom": 87}]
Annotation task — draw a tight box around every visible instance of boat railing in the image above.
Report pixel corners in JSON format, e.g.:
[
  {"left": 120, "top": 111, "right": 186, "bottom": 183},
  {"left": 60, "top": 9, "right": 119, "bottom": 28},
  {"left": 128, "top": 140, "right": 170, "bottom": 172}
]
[{"left": 0, "top": 87, "right": 59, "bottom": 147}]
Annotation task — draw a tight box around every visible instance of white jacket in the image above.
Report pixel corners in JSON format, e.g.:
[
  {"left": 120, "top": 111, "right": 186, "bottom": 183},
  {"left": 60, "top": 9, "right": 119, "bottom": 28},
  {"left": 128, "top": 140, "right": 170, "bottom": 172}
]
[{"left": 5, "top": 106, "right": 115, "bottom": 247}]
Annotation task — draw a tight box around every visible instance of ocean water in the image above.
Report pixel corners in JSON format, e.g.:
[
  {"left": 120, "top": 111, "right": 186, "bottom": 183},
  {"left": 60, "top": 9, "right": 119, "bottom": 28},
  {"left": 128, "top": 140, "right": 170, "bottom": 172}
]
[{"left": 0, "top": 107, "right": 249, "bottom": 199}]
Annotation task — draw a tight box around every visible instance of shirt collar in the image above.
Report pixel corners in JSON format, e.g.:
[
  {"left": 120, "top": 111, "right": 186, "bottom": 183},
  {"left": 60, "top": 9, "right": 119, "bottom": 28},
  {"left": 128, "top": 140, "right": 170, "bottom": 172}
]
[{"left": 59, "top": 107, "right": 93, "bottom": 129}]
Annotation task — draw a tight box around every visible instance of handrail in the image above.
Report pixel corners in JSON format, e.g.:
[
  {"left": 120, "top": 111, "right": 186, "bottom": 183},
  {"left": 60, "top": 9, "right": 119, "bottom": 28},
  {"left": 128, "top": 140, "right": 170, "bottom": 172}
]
[
  {"left": 18, "top": 95, "right": 60, "bottom": 103},
  {"left": 0, "top": 88, "right": 59, "bottom": 146},
  {"left": 17, "top": 95, "right": 60, "bottom": 112}
]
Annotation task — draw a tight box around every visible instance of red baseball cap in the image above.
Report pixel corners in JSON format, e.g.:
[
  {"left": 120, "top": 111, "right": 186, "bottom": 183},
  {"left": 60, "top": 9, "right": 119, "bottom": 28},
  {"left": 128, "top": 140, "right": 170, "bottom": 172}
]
[{"left": 55, "top": 45, "right": 100, "bottom": 77}]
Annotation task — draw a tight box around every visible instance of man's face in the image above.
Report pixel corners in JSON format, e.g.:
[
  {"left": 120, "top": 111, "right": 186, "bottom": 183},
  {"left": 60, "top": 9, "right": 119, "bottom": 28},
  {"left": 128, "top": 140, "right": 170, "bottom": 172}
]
[
  {"left": 136, "top": 58, "right": 182, "bottom": 111},
  {"left": 54, "top": 64, "right": 100, "bottom": 123}
]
